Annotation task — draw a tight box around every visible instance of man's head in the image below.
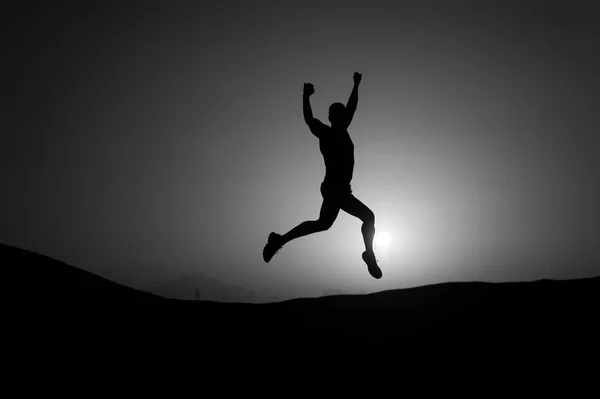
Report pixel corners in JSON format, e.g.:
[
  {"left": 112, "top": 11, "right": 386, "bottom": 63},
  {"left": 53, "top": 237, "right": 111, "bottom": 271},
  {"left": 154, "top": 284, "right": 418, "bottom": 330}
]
[{"left": 328, "top": 102, "right": 346, "bottom": 126}]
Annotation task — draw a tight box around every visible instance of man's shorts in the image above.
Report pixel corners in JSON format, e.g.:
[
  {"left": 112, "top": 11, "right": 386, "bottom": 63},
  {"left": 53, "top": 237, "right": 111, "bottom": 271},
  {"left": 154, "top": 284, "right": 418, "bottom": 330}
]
[{"left": 320, "top": 181, "right": 353, "bottom": 200}]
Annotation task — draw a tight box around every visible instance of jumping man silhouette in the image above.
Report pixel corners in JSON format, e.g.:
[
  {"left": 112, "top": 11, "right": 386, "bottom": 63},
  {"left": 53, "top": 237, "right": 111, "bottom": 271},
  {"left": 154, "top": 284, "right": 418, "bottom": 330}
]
[{"left": 263, "top": 72, "right": 382, "bottom": 279}]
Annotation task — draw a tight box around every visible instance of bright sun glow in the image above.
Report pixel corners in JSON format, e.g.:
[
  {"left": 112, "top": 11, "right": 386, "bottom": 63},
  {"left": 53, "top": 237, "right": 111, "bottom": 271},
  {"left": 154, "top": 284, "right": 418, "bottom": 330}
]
[{"left": 374, "top": 231, "right": 392, "bottom": 250}]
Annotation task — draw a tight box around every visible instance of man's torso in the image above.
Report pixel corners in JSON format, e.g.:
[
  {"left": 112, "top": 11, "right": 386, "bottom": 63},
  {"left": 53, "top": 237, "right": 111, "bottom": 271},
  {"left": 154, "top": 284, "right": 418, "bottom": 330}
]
[{"left": 317, "top": 125, "right": 355, "bottom": 186}]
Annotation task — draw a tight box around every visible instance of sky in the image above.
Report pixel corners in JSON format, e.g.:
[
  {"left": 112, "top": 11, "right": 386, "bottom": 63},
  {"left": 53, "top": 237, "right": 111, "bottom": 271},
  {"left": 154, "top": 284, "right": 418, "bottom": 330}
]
[{"left": 5, "top": 0, "right": 600, "bottom": 300}]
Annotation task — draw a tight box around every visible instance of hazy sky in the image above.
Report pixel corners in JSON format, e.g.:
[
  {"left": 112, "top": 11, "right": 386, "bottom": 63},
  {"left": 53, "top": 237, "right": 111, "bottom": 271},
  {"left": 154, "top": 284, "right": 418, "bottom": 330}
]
[{"left": 5, "top": 1, "right": 599, "bottom": 299}]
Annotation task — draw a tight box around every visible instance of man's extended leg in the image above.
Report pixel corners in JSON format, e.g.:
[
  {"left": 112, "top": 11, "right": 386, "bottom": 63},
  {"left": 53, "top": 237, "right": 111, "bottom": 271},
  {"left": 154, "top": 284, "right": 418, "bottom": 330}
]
[
  {"left": 263, "top": 198, "right": 340, "bottom": 263},
  {"left": 281, "top": 198, "right": 340, "bottom": 245}
]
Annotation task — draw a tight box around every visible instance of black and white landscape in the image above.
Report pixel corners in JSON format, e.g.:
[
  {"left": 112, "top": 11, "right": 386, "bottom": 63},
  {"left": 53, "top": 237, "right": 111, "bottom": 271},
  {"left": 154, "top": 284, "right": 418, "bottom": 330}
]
[{"left": 7, "top": 242, "right": 598, "bottom": 353}]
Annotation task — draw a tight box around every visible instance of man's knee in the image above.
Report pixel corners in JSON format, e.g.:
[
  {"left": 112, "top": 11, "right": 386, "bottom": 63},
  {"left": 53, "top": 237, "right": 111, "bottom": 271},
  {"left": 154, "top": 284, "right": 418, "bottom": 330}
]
[
  {"left": 363, "top": 210, "right": 375, "bottom": 226},
  {"left": 315, "top": 218, "right": 335, "bottom": 232}
]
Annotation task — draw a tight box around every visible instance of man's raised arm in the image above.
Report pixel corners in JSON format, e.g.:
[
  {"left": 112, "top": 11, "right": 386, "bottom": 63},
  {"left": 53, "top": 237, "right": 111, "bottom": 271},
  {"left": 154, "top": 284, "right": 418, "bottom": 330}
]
[
  {"left": 303, "top": 82, "right": 324, "bottom": 137},
  {"left": 345, "top": 72, "right": 362, "bottom": 127},
  {"left": 303, "top": 82, "right": 316, "bottom": 125}
]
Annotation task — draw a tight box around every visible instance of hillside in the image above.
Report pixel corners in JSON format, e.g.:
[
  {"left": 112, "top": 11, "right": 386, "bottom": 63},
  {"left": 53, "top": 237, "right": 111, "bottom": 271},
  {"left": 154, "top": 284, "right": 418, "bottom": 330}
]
[{"left": 4, "top": 242, "right": 598, "bottom": 351}]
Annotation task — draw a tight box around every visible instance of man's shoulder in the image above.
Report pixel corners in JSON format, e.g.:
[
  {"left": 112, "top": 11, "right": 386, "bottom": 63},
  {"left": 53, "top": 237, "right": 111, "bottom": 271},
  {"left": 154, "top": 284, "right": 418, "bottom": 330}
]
[
  {"left": 315, "top": 121, "right": 330, "bottom": 130},
  {"left": 313, "top": 121, "right": 330, "bottom": 137}
]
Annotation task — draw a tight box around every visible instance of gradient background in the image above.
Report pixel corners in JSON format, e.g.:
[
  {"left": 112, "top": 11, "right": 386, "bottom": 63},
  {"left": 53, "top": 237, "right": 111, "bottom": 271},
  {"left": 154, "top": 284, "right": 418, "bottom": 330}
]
[{"left": 5, "top": 1, "right": 599, "bottom": 299}]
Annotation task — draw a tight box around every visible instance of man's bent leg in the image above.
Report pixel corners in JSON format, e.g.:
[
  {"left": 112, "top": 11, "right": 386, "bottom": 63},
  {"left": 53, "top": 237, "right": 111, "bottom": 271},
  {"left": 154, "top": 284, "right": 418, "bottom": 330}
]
[
  {"left": 340, "top": 194, "right": 382, "bottom": 278},
  {"left": 281, "top": 198, "right": 340, "bottom": 245},
  {"left": 340, "top": 194, "right": 375, "bottom": 253}
]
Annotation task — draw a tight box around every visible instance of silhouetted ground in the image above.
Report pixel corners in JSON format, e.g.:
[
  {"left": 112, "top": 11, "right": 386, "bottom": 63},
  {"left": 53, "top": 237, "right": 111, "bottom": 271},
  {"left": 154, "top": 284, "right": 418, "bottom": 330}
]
[{"left": 5, "top": 242, "right": 599, "bottom": 366}]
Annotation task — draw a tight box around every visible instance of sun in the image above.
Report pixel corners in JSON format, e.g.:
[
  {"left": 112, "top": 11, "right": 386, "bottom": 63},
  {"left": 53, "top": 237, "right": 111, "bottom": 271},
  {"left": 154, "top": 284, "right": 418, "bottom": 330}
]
[{"left": 374, "top": 231, "right": 392, "bottom": 250}]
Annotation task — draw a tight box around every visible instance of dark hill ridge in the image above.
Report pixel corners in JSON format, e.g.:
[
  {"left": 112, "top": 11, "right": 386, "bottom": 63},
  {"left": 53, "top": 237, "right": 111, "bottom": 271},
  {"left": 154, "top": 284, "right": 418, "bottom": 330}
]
[
  {"left": 4, "top": 242, "right": 166, "bottom": 306},
  {"left": 4, "top": 242, "right": 599, "bottom": 348}
]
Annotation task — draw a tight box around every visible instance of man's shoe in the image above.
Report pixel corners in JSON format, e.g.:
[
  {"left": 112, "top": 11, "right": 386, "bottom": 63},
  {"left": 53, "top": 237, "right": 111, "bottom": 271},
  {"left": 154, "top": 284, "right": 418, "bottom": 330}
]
[
  {"left": 263, "top": 232, "right": 284, "bottom": 263},
  {"left": 362, "top": 250, "right": 382, "bottom": 279}
]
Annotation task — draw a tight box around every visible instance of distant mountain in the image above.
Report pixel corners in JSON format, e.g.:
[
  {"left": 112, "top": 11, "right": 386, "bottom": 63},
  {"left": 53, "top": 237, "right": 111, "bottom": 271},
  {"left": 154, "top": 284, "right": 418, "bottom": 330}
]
[
  {"left": 147, "top": 273, "right": 278, "bottom": 303},
  {"left": 322, "top": 287, "right": 367, "bottom": 296}
]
